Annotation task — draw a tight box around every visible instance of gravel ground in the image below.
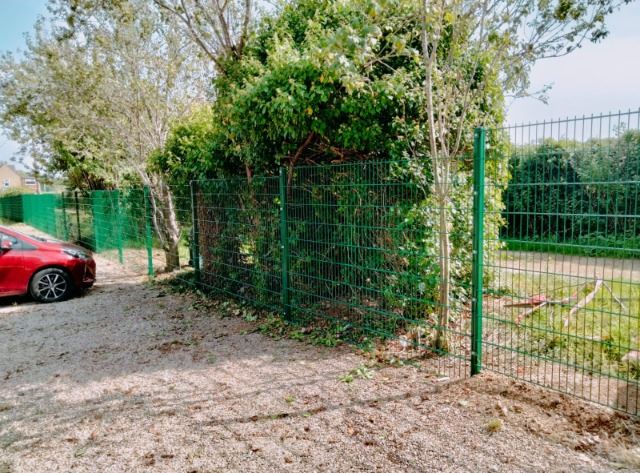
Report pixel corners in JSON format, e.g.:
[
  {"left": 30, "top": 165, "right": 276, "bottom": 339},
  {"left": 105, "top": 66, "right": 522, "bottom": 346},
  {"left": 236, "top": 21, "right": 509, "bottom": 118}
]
[{"left": 1, "top": 238, "right": 639, "bottom": 472}]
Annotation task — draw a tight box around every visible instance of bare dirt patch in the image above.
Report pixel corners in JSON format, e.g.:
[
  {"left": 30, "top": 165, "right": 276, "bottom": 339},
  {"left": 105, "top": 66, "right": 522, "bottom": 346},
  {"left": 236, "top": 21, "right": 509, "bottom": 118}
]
[{"left": 0, "top": 244, "right": 639, "bottom": 471}]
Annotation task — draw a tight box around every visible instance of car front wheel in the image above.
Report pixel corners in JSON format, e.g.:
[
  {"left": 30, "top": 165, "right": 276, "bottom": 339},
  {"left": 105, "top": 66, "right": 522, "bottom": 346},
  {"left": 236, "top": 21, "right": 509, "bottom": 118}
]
[{"left": 30, "top": 268, "right": 73, "bottom": 303}]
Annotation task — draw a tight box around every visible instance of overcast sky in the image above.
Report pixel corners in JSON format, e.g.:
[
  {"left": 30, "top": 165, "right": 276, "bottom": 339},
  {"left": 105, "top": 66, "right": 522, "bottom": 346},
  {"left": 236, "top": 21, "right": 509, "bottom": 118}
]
[
  {"left": 1, "top": 0, "right": 639, "bottom": 168},
  {"left": 0, "top": 0, "right": 48, "bottom": 167}
]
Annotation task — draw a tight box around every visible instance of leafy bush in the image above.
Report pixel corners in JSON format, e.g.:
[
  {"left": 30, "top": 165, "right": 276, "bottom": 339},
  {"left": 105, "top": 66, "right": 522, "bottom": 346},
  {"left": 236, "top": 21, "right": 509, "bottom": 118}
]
[
  {"left": 503, "top": 131, "right": 640, "bottom": 257},
  {"left": 155, "top": 0, "right": 508, "bottom": 344}
]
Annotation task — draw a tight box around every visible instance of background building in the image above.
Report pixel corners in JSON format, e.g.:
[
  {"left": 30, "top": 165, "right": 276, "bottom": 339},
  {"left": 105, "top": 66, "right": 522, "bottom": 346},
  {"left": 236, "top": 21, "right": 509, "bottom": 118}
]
[{"left": 0, "top": 163, "right": 39, "bottom": 193}]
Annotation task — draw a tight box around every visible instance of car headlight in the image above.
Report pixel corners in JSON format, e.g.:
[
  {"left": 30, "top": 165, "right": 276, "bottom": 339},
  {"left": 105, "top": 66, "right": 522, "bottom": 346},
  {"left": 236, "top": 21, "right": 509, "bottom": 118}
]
[{"left": 63, "top": 248, "right": 90, "bottom": 259}]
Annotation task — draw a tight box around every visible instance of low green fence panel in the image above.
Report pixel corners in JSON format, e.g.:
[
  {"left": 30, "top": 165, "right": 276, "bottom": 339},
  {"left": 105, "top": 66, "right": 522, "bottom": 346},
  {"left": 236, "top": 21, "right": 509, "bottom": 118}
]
[
  {"left": 22, "top": 193, "right": 63, "bottom": 238},
  {"left": 484, "top": 110, "right": 640, "bottom": 414},
  {"left": 0, "top": 188, "right": 160, "bottom": 275},
  {"left": 0, "top": 110, "right": 638, "bottom": 415},
  {"left": 0, "top": 195, "right": 23, "bottom": 222}
]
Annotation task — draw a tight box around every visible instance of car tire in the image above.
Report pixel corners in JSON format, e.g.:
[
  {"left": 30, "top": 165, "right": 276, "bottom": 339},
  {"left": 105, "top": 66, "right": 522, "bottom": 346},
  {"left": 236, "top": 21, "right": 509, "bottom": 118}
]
[{"left": 29, "top": 268, "right": 73, "bottom": 303}]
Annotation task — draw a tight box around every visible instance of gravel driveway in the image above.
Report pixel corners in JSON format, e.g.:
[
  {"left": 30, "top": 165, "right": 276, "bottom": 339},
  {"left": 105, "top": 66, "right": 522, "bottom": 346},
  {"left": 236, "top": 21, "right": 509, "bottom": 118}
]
[{"left": 0, "top": 250, "right": 638, "bottom": 472}]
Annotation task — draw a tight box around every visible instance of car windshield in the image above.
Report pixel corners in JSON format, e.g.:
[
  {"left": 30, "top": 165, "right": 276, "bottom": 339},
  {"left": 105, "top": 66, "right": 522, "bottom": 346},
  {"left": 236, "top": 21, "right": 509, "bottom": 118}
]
[
  {"left": 0, "top": 228, "right": 58, "bottom": 243},
  {"left": 29, "top": 234, "right": 50, "bottom": 242},
  {"left": 28, "top": 234, "right": 62, "bottom": 243}
]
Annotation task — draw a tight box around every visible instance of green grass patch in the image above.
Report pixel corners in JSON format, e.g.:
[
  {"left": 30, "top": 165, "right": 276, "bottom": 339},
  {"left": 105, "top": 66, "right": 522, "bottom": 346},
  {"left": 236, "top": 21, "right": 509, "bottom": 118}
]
[
  {"left": 504, "top": 236, "right": 640, "bottom": 259},
  {"left": 488, "top": 270, "right": 640, "bottom": 381}
]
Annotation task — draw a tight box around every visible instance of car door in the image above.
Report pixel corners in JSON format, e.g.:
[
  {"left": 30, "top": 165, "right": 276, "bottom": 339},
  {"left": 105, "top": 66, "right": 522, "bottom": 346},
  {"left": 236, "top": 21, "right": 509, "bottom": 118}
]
[{"left": 0, "top": 232, "right": 26, "bottom": 295}]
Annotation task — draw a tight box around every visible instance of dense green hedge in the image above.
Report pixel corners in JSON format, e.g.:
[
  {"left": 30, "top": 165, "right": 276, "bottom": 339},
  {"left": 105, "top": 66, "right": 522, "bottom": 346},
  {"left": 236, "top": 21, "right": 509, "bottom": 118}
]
[
  {"left": 152, "top": 0, "right": 509, "bottom": 345},
  {"left": 193, "top": 160, "right": 488, "bottom": 343},
  {"left": 503, "top": 131, "right": 640, "bottom": 257}
]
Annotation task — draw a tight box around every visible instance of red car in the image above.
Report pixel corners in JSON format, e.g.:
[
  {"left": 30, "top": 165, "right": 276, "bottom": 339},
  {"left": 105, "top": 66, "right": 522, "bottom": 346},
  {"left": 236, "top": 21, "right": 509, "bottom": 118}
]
[{"left": 0, "top": 225, "right": 96, "bottom": 303}]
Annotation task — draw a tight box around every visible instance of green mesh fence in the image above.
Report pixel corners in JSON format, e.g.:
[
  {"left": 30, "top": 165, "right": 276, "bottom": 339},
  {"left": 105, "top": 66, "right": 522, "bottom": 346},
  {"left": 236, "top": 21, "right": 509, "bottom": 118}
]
[
  {"left": 23, "top": 193, "right": 63, "bottom": 237},
  {"left": 285, "top": 162, "right": 470, "bottom": 362},
  {"left": 61, "top": 191, "right": 97, "bottom": 250},
  {"left": 189, "top": 175, "right": 282, "bottom": 311},
  {"left": 0, "top": 188, "right": 167, "bottom": 275},
  {"left": 188, "top": 161, "right": 475, "bottom": 376},
  {"left": 484, "top": 110, "right": 640, "bottom": 414},
  {"left": 0, "top": 195, "right": 23, "bottom": 222},
  {"left": 0, "top": 111, "right": 639, "bottom": 415}
]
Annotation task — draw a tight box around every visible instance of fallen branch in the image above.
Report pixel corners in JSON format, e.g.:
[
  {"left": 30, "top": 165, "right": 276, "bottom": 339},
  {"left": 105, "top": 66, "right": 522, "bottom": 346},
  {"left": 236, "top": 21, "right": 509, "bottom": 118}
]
[
  {"left": 547, "top": 293, "right": 578, "bottom": 306},
  {"left": 515, "top": 302, "right": 547, "bottom": 325},
  {"left": 512, "top": 293, "right": 577, "bottom": 325},
  {"left": 564, "top": 279, "right": 603, "bottom": 328},
  {"left": 602, "top": 281, "right": 627, "bottom": 312},
  {"left": 505, "top": 295, "right": 547, "bottom": 308}
]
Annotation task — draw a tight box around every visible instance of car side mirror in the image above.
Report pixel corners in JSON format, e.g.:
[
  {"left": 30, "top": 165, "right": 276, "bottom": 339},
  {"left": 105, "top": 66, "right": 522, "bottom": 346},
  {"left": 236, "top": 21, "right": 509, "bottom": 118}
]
[{"left": 1, "top": 240, "right": 13, "bottom": 251}]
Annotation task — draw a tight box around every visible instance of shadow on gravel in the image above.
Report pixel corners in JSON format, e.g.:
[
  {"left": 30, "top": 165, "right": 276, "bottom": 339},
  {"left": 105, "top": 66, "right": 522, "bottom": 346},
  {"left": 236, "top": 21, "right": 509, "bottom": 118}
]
[
  {"left": 0, "top": 295, "right": 31, "bottom": 307},
  {"left": 1, "top": 251, "right": 639, "bottom": 471}
]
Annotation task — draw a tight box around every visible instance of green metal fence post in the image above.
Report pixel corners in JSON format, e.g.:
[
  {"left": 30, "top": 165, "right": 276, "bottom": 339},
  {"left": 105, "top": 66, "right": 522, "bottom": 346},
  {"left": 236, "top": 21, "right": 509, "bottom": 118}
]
[
  {"left": 190, "top": 180, "right": 201, "bottom": 285},
  {"left": 279, "top": 167, "right": 291, "bottom": 320},
  {"left": 143, "top": 186, "right": 155, "bottom": 277},
  {"left": 471, "top": 127, "right": 486, "bottom": 376},
  {"left": 92, "top": 192, "right": 101, "bottom": 253},
  {"left": 74, "top": 191, "right": 82, "bottom": 244},
  {"left": 61, "top": 193, "right": 69, "bottom": 241},
  {"left": 114, "top": 190, "right": 124, "bottom": 265}
]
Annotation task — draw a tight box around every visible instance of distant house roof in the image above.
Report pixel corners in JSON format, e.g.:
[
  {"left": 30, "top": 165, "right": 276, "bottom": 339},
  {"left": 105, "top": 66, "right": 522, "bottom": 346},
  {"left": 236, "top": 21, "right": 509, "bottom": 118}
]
[
  {"left": 0, "top": 163, "right": 32, "bottom": 179},
  {"left": 0, "top": 163, "right": 21, "bottom": 177}
]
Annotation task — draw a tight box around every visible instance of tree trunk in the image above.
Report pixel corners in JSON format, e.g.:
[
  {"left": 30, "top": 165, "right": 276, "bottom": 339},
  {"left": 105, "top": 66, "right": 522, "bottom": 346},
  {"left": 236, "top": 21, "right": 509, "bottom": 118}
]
[
  {"left": 434, "top": 190, "right": 451, "bottom": 352},
  {"left": 164, "top": 239, "right": 180, "bottom": 272},
  {"left": 140, "top": 170, "right": 182, "bottom": 272},
  {"left": 156, "top": 182, "right": 181, "bottom": 272}
]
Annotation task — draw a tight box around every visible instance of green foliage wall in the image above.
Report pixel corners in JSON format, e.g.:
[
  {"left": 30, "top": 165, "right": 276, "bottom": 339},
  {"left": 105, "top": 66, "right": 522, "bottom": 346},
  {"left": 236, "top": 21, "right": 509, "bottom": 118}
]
[
  {"left": 154, "top": 0, "right": 509, "bottom": 340},
  {"left": 154, "top": 0, "right": 505, "bottom": 183},
  {"left": 504, "top": 131, "right": 640, "bottom": 256}
]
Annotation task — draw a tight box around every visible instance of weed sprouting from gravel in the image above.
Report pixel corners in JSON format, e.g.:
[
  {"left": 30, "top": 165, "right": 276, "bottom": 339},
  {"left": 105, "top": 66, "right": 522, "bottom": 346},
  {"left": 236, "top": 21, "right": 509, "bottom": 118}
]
[
  {"left": 486, "top": 418, "right": 503, "bottom": 433},
  {"left": 339, "top": 365, "right": 375, "bottom": 383}
]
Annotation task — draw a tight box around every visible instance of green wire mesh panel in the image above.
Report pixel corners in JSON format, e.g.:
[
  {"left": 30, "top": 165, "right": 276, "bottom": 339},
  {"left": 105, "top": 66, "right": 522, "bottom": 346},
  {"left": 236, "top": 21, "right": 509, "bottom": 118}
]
[
  {"left": 0, "top": 193, "right": 64, "bottom": 236},
  {"left": 75, "top": 188, "right": 175, "bottom": 275},
  {"left": 187, "top": 162, "right": 475, "bottom": 373},
  {"left": 91, "top": 190, "right": 121, "bottom": 253},
  {"left": 22, "top": 193, "right": 64, "bottom": 238},
  {"left": 117, "top": 188, "right": 153, "bottom": 273},
  {"left": 69, "top": 191, "right": 97, "bottom": 250},
  {"left": 285, "top": 161, "right": 472, "bottom": 369},
  {"left": 484, "top": 110, "right": 640, "bottom": 414},
  {"left": 0, "top": 195, "right": 24, "bottom": 222},
  {"left": 0, "top": 187, "right": 184, "bottom": 277},
  {"left": 192, "top": 176, "right": 282, "bottom": 311}
]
